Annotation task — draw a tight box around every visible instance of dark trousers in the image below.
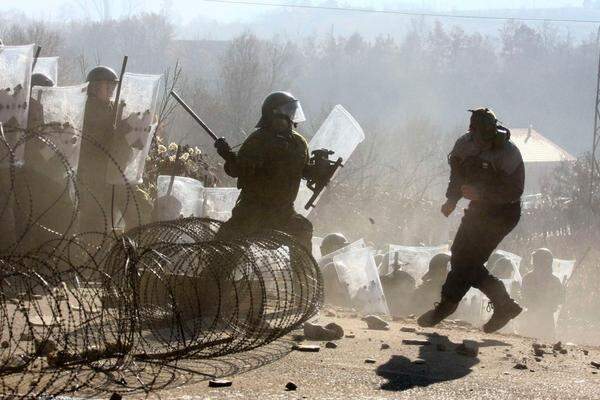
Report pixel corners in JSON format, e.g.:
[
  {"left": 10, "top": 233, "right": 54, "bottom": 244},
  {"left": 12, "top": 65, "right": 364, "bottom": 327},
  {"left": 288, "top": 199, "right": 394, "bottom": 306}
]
[{"left": 442, "top": 202, "right": 521, "bottom": 304}]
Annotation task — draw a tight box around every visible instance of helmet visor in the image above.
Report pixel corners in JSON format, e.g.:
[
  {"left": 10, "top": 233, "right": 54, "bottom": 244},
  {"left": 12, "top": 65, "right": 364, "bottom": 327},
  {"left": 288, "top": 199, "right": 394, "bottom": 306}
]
[{"left": 274, "top": 100, "right": 306, "bottom": 124}]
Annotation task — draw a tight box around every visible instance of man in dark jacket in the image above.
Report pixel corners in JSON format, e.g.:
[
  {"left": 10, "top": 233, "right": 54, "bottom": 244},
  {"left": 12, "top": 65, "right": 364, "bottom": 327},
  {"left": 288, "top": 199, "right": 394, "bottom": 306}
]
[{"left": 418, "top": 108, "right": 524, "bottom": 333}]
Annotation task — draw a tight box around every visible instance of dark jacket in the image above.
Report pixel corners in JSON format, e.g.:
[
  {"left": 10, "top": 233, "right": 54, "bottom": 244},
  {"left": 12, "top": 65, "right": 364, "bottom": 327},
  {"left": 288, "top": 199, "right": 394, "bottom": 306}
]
[{"left": 446, "top": 131, "right": 524, "bottom": 206}]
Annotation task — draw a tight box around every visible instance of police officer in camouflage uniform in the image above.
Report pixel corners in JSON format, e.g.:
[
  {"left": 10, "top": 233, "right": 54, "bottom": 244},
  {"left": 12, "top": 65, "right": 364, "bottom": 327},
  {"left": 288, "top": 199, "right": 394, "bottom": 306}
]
[
  {"left": 213, "top": 91, "right": 313, "bottom": 251},
  {"left": 418, "top": 108, "right": 524, "bottom": 333},
  {"left": 77, "top": 66, "right": 151, "bottom": 236},
  {"left": 14, "top": 72, "right": 73, "bottom": 251}
]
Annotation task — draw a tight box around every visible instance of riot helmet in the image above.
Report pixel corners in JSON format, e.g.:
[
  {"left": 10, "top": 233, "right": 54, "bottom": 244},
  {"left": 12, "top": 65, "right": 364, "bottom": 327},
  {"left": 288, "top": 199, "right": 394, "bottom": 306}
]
[
  {"left": 257, "top": 91, "right": 306, "bottom": 128},
  {"left": 86, "top": 66, "right": 119, "bottom": 83},
  {"left": 320, "top": 233, "right": 349, "bottom": 256},
  {"left": 422, "top": 253, "right": 450, "bottom": 281},
  {"left": 31, "top": 73, "right": 55, "bottom": 88},
  {"left": 531, "top": 248, "right": 553, "bottom": 273}
]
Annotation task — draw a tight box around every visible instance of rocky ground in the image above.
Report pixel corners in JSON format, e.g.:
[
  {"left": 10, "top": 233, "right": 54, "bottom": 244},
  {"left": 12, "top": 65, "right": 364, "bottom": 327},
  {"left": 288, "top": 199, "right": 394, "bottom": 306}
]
[{"left": 139, "top": 311, "right": 600, "bottom": 400}]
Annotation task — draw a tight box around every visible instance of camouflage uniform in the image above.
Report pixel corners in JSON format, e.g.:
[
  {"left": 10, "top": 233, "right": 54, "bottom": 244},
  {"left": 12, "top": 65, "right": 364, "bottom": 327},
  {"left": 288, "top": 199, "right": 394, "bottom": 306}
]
[
  {"left": 13, "top": 97, "right": 76, "bottom": 251},
  {"left": 215, "top": 127, "right": 313, "bottom": 251},
  {"left": 77, "top": 96, "right": 151, "bottom": 235}
]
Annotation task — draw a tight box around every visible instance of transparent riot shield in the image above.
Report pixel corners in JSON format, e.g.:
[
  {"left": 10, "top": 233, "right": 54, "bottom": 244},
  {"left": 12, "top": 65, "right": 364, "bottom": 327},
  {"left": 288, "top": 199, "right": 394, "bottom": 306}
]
[
  {"left": 553, "top": 259, "right": 575, "bottom": 283},
  {"left": 386, "top": 244, "right": 450, "bottom": 282},
  {"left": 106, "top": 73, "right": 161, "bottom": 185},
  {"left": 318, "top": 238, "right": 366, "bottom": 268},
  {"left": 154, "top": 175, "right": 204, "bottom": 221},
  {"left": 333, "top": 247, "right": 389, "bottom": 315},
  {"left": 33, "top": 56, "right": 59, "bottom": 86},
  {"left": 493, "top": 250, "right": 523, "bottom": 283},
  {"left": 0, "top": 44, "right": 35, "bottom": 167},
  {"left": 295, "top": 105, "right": 365, "bottom": 216},
  {"left": 27, "top": 83, "right": 88, "bottom": 182},
  {"left": 202, "top": 187, "right": 240, "bottom": 221}
]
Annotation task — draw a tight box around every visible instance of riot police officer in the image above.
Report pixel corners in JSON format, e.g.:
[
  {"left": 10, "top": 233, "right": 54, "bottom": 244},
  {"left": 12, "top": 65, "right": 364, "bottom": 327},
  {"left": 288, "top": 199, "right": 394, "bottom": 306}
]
[
  {"left": 418, "top": 108, "right": 524, "bottom": 333},
  {"left": 77, "top": 66, "right": 151, "bottom": 237},
  {"left": 214, "top": 91, "right": 314, "bottom": 251}
]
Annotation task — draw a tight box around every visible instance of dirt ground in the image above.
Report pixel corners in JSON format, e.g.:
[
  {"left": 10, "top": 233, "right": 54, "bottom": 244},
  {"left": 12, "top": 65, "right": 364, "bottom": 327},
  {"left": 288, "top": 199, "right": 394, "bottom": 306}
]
[{"left": 131, "top": 313, "right": 600, "bottom": 400}]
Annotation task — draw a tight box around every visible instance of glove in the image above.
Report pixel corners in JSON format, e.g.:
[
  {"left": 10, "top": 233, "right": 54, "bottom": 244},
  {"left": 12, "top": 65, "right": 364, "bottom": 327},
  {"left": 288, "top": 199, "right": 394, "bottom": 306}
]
[{"left": 214, "top": 137, "right": 233, "bottom": 160}]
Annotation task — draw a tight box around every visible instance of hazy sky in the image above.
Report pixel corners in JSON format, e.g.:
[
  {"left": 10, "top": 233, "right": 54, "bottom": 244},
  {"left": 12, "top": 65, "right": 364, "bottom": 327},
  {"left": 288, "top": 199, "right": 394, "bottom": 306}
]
[{"left": 0, "top": 0, "right": 586, "bottom": 23}]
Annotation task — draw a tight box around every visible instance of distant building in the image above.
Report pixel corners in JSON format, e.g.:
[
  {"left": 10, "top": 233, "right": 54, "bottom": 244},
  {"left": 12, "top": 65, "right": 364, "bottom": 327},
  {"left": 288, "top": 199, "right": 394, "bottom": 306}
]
[{"left": 510, "top": 126, "right": 576, "bottom": 195}]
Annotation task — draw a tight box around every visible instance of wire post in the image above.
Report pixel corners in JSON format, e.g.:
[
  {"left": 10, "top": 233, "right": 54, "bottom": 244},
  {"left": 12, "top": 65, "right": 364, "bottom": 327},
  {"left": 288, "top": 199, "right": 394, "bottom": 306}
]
[{"left": 590, "top": 26, "right": 600, "bottom": 207}]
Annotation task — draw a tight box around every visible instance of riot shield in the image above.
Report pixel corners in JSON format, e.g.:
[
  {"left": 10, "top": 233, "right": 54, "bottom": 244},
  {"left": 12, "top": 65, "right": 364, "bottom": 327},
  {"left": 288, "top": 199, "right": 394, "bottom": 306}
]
[
  {"left": 33, "top": 56, "right": 59, "bottom": 86},
  {"left": 295, "top": 105, "right": 365, "bottom": 216},
  {"left": 106, "top": 73, "right": 161, "bottom": 185},
  {"left": 333, "top": 247, "right": 389, "bottom": 315},
  {"left": 154, "top": 175, "right": 204, "bottom": 221},
  {"left": 318, "top": 238, "right": 366, "bottom": 268},
  {"left": 493, "top": 250, "right": 523, "bottom": 282},
  {"left": 553, "top": 259, "right": 575, "bottom": 283},
  {"left": 0, "top": 44, "right": 35, "bottom": 167},
  {"left": 202, "top": 187, "right": 240, "bottom": 221},
  {"left": 386, "top": 244, "right": 450, "bottom": 282},
  {"left": 27, "top": 83, "right": 88, "bottom": 182}
]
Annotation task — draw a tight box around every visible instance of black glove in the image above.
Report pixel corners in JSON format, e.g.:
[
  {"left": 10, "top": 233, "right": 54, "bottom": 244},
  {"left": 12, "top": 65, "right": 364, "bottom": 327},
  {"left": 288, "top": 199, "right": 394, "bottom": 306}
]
[{"left": 214, "top": 137, "right": 233, "bottom": 160}]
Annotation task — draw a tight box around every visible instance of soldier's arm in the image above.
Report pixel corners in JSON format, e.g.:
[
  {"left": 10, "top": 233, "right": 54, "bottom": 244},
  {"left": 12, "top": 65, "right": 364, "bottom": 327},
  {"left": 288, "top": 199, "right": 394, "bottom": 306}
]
[
  {"left": 225, "top": 134, "right": 262, "bottom": 178},
  {"left": 445, "top": 153, "right": 464, "bottom": 205}
]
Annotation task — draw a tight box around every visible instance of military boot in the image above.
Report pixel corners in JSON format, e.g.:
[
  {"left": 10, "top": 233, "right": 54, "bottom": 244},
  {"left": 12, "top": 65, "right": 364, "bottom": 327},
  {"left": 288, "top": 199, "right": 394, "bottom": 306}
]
[
  {"left": 478, "top": 276, "right": 522, "bottom": 333},
  {"left": 417, "top": 299, "right": 459, "bottom": 328}
]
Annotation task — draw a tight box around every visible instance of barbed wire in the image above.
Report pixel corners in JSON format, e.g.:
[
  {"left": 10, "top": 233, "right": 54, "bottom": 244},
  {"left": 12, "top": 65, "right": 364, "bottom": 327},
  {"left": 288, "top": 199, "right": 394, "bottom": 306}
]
[{"left": 0, "top": 129, "right": 323, "bottom": 398}]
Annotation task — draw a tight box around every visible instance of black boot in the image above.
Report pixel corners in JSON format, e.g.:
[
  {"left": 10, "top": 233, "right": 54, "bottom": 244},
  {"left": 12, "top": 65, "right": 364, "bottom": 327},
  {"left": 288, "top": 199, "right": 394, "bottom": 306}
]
[
  {"left": 417, "top": 299, "right": 459, "bottom": 328},
  {"left": 478, "top": 276, "right": 522, "bottom": 333}
]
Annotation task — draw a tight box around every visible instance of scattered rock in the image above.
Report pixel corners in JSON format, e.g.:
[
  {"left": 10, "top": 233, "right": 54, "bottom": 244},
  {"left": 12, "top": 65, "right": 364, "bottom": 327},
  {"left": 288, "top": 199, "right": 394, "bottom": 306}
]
[
  {"left": 514, "top": 363, "right": 528, "bottom": 370},
  {"left": 380, "top": 343, "right": 390, "bottom": 350},
  {"left": 552, "top": 342, "right": 563, "bottom": 352},
  {"left": 303, "top": 322, "right": 344, "bottom": 341},
  {"left": 109, "top": 393, "right": 122, "bottom": 400},
  {"left": 0, "top": 341, "right": 8, "bottom": 349},
  {"left": 325, "top": 309, "right": 336, "bottom": 317},
  {"left": 345, "top": 334, "right": 356, "bottom": 339},
  {"left": 364, "top": 358, "right": 376, "bottom": 364},
  {"left": 349, "top": 313, "right": 359, "bottom": 318},
  {"left": 209, "top": 379, "right": 232, "bottom": 388},
  {"left": 402, "top": 339, "right": 430, "bottom": 346},
  {"left": 456, "top": 340, "right": 479, "bottom": 358},
  {"left": 34, "top": 339, "right": 57, "bottom": 356},
  {"left": 559, "top": 349, "right": 568, "bottom": 355},
  {"left": 292, "top": 344, "right": 320, "bottom": 353},
  {"left": 325, "top": 342, "right": 338, "bottom": 349},
  {"left": 362, "top": 315, "right": 389, "bottom": 331},
  {"left": 413, "top": 359, "right": 426, "bottom": 365},
  {"left": 408, "top": 314, "right": 416, "bottom": 319},
  {"left": 583, "top": 350, "right": 589, "bottom": 356},
  {"left": 400, "top": 327, "right": 416, "bottom": 333},
  {"left": 285, "top": 381, "right": 297, "bottom": 391},
  {"left": 436, "top": 343, "right": 447, "bottom": 352},
  {"left": 534, "top": 348, "right": 544, "bottom": 357},
  {"left": 535, "top": 357, "right": 542, "bottom": 362},
  {"left": 591, "top": 361, "right": 600, "bottom": 369}
]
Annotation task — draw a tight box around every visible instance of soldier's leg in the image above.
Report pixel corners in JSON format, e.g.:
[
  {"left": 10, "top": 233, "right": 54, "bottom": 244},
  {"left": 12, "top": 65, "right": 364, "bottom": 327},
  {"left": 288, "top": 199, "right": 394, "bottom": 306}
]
[
  {"left": 471, "top": 206, "right": 523, "bottom": 333},
  {"left": 419, "top": 205, "right": 519, "bottom": 328}
]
